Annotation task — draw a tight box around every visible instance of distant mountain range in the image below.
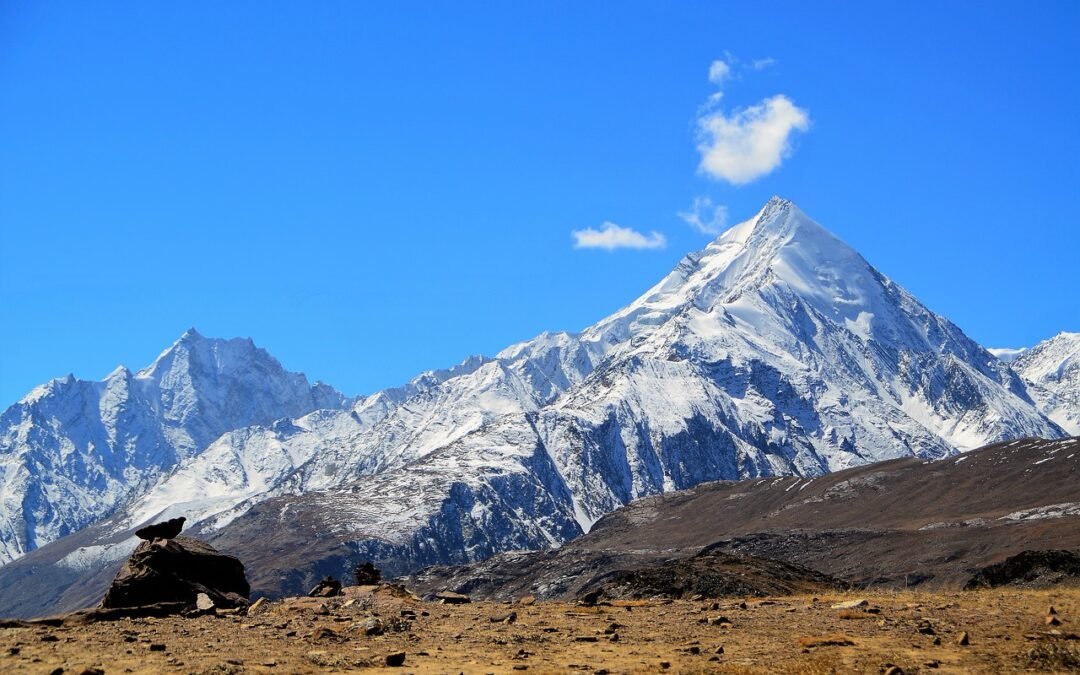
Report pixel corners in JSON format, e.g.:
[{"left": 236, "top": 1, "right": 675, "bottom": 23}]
[{"left": 0, "top": 197, "right": 1073, "bottom": 617}]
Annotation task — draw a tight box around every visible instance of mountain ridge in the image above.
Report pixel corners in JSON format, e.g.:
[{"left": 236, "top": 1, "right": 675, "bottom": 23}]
[{"left": 0, "top": 197, "right": 1071, "bottom": 617}]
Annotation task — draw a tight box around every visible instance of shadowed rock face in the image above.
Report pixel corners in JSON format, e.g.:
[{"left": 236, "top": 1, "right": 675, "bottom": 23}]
[
  {"left": 965, "top": 550, "right": 1080, "bottom": 590},
  {"left": 100, "top": 536, "right": 249, "bottom": 610}
]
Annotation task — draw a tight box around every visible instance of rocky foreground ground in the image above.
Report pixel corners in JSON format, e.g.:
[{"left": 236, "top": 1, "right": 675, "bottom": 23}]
[{"left": 1, "top": 585, "right": 1078, "bottom": 674}]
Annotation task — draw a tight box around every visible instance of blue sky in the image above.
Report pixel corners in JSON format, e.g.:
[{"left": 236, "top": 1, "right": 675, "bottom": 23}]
[{"left": 2, "top": 1, "right": 1078, "bottom": 406}]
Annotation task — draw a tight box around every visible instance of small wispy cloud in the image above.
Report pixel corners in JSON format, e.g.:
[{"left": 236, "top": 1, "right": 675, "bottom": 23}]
[
  {"left": 708, "top": 59, "right": 732, "bottom": 85},
  {"left": 694, "top": 56, "right": 810, "bottom": 185},
  {"left": 678, "top": 196, "right": 729, "bottom": 236},
  {"left": 572, "top": 222, "right": 666, "bottom": 251},
  {"left": 751, "top": 57, "right": 777, "bottom": 71}
]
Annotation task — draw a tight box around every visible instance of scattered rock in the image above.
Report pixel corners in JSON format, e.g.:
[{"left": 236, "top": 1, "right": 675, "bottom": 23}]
[
  {"left": 384, "top": 651, "right": 406, "bottom": 667},
  {"left": 916, "top": 620, "right": 936, "bottom": 635},
  {"left": 574, "top": 636, "right": 598, "bottom": 642},
  {"left": 363, "top": 618, "right": 384, "bottom": 636},
  {"left": 78, "top": 669, "right": 105, "bottom": 675},
  {"left": 491, "top": 611, "right": 517, "bottom": 624},
  {"left": 308, "top": 577, "right": 342, "bottom": 598},
  {"left": 831, "top": 599, "right": 869, "bottom": 609},
  {"left": 883, "top": 666, "right": 904, "bottom": 675},
  {"left": 578, "top": 590, "right": 603, "bottom": 606},
  {"left": 247, "top": 597, "right": 267, "bottom": 615},
  {"left": 195, "top": 593, "right": 215, "bottom": 612},
  {"left": 517, "top": 595, "right": 537, "bottom": 606},
  {"left": 707, "top": 616, "right": 732, "bottom": 626},
  {"left": 957, "top": 631, "right": 970, "bottom": 646},
  {"left": 435, "top": 591, "right": 471, "bottom": 605},
  {"left": 41, "top": 634, "right": 60, "bottom": 642},
  {"left": 799, "top": 634, "right": 855, "bottom": 648},
  {"left": 311, "top": 627, "right": 346, "bottom": 643},
  {"left": 1047, "top": 615, "right": 1063, "bottom": 626},
  {"left": 353, "top": 562, "right": 382, "bottom": 586},
  {"left": 149, "top": 643, "right": 167, "bottom": 651}
]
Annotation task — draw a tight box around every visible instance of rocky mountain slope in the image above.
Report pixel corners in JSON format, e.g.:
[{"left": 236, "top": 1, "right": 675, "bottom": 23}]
[
  {"left": 0, "top": 197, "right": 1067, "bottom": 618},
  {"left": 1012, "top": 332, "right": 1080, "bottom": 435},
  {"left": 404, "top": 436, "right": 1080, "bottom": 600},
  {"left": 0, "top": 330, "right": 346, "bottom": 563}
]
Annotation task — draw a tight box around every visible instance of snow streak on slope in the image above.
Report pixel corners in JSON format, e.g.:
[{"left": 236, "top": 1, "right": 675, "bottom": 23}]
[
  {"left": 0, "top": 330, "right": 346, "bottom": 563},
  {"left": 1012, "top": 332, "right": 1080, "bottom": 435}
]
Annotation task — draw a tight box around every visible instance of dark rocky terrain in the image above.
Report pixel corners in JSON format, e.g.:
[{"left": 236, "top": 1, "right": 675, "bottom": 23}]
[{"left": 405, "top": 437, "right": 1080, "bottom": 599}]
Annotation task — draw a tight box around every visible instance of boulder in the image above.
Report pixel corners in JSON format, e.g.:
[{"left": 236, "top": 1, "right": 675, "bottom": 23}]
[
  {"left": 308, "top": 577, "right": 342, "bottom": 598},
  {"left": 100, "top": 536, "right": 250, "bottom": 611}
]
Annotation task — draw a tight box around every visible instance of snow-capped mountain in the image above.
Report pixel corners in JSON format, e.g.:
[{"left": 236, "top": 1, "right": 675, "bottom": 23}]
[
  {"left": 0, "top": 197, "right": 1067, "bottom": 616},
  {"left": 0, "top": 330, "right": 347, "bottom": 563},
  {"left": 1012, "top": 332, "right": 1080, "bottom": 435}
]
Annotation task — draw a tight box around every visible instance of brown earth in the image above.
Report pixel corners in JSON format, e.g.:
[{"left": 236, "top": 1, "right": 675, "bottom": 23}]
[
  {"left": 1, "top": 585, "right": 1078, "bottom": 674},
  {"left": 405, "top": 437, "right": 1080, "bottom": 601}
]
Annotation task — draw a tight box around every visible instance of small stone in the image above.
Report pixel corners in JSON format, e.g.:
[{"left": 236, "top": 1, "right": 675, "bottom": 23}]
[
  {"left": 932, "top": 637, "right": 941, "bottom": 646},
  {"left": 247, "top": 597, "right": 267, "bottom": 614},
  {"left": 883, "top": 666, "right": 904, "bottom": 675},
  {"left": 831, "top": 599, "right": 869, "bottom": 610},
  {"left": 517, "top": 595, "right": 536, "bottom": 606},
  {"left": 149, "top": 643, "right": 166, "bottom": 651},
  {"left": 659, "top": 662, "right": 671, "bottom": 669},
  {"left": 513, "top": 667, "right": 528, "bottom": 672},
  {"left": 957, "top": 631, "right": 970, "bottom": 646},
  {"left": 707, "top": 616, "right": 732, "bottom": 626},
  {"left": 385, "top": 651, "right": 406, "bottom": 667},
  {"left": 6, "top": 647, "right": 19, "bottom": 655},
  {"left": 715, "top": 645, "right": 725, "bottom": 654},
  {"left": 579, "top": 590, "right": 603, "bottom": 606},
  {"left": 916, "top": 620, "right": 936, "bottom": 635},
  {"left": 48, "top": 669, "right": 64, "bottom": 675},
  {"left": 1049, "top": 606, "right": 1057, "bottom": 615},
  {"left": 41, "top": 634, "right": 60, "bottom": 642},
  {"left": 364, "top": 617, "right": 384, "bottom": 636},
  {"left": 1047, "top": 615, "right": 1062, "bottom": 626},
  {"left": 687, "top": 646, "right": 700, "bottom": 654},
  {"left": 608, "top": 633, "right": 619, "bottom": 642},
  {"left": 435, "top": 591, "right": 471, "bottom": 604},
  {"left": 574, "top": 636, "right": 598, "bottom": 642},
  {"left": 604, "top": 622, "right": 621, "bottom": 634},
  {"left": 196, "top": 592, "right": 215, "bottom": 612}
]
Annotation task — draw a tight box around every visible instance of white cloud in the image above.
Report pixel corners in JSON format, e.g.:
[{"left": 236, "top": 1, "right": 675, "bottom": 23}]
[
  {"left": 695, "top": 53, "right": 809, "bottom": 185},
  {"left": 678, "top": 196, "right": 729, "bottom": 236},
  {"left": 708, "top": 59, "right": 732, "bottom": 85},
  {"left": 572, "top": 222, "right": 666, "bottom": 251},
  {"left": 696, "top": 94, "right": 810, "bottom": 185}
]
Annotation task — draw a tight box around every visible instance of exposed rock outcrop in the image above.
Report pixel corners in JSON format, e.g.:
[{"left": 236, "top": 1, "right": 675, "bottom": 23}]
[
  {"left": 965, "top": 549, "right": 1080, "bottom": 590},
  {"left": 99, "top": 536, "right": 249, "bottom": 611}
]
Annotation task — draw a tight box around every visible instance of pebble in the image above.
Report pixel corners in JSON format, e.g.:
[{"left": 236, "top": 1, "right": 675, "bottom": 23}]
[{"left": 384, "top": 651, "right": 406, "bottom": 667}]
